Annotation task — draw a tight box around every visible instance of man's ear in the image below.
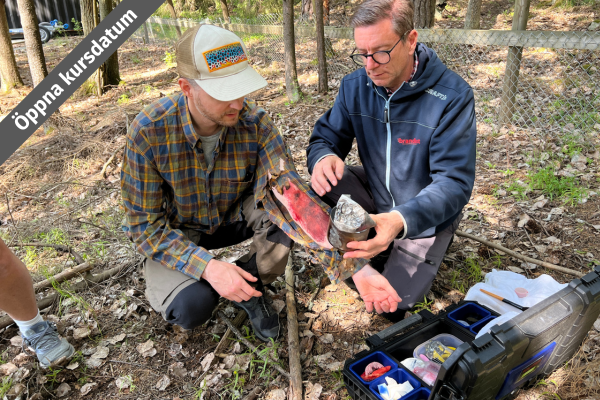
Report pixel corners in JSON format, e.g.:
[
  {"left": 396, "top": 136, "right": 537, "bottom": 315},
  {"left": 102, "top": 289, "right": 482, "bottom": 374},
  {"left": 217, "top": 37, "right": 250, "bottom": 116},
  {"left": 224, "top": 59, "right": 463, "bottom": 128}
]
[
  {"left": 407, "top": 29, "right": 418, "bottom": 53},
  {"left": 179, "top": 78, "right": 192, "bottom": 98}
]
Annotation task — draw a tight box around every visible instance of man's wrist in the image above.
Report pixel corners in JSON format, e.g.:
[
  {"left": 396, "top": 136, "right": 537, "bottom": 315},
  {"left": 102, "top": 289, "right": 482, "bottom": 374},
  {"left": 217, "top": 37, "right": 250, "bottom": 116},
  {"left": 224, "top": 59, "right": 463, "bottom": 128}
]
[
  {"left": 390, "top": 210, "right": 408, "bottom": 239},
  {"left": 314, "top": 153, "right": 337, "bottom": 167}
]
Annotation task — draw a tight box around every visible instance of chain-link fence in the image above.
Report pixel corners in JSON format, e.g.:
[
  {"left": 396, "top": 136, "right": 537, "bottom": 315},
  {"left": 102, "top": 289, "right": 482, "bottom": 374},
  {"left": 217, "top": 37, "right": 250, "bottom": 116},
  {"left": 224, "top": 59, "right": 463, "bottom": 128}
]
[
  {"left": 419, "top": 30, "right": 600, "bottom": 134},
  {"left": 132, "top": 16, "right": 600, "bottom": 135}
]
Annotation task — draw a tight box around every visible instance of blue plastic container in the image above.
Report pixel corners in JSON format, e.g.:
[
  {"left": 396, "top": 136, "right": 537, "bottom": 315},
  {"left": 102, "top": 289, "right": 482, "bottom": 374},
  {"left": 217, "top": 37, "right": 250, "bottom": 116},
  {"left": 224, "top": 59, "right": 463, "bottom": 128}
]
[
  {"left": 447, "top": 303, "right": 491, "bottom": 328},
  {"left": 369, "top": 368, "right": 421, "bottom": 400},
  {"left": 401, "top": 387, "right": 431, "bottom": 400},
  {"left": 470, "top": 316, "right": 498, "bottom": 334},
  {"left": 348, "top": 351, "right": 398, "bottom": 385}
]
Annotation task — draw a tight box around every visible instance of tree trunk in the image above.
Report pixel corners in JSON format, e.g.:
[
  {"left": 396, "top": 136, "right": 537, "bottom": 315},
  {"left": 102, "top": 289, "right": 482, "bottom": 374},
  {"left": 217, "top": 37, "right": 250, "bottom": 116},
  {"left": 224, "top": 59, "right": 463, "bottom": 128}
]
[
  {"left": 413, "top": 0, "right": 436, "bottom": 29},
  {"left": 314, "top": 0, "right": 327, "bottom": 93},
  {"left": 464, "top": 0, "right": 482, "bottom": 29},
  {"left": 218, "top": 0, "right": 230, "bottom": 23},
  {"left": 16, "top": 0, "right": 48, "bottom": 87},
  {"left": 93, "top": 0, "right": 102, "bottom": 97},
  {"left": 323, "top": 0, "right": 330, "bottom": 25},
  {"left": 99, "top": 0, "right": 120, "bottom": 88},
  {"left": 499, "top": 0, "right": 531, "bottom": 125},
  {"left": 80, "top": 0, "right": 95, "bottom": 36},
  {"left": 283, "top": 0, "right": 301, "bottom": 102},
  {"left": 165, "top": 0, "right": 182, "bottom": 37},
  {"left": 301, "top": 0, "right": 312, "bottom": 22},
  {"left": 0, "top": 0, "right": 23, "bottom": 91}
]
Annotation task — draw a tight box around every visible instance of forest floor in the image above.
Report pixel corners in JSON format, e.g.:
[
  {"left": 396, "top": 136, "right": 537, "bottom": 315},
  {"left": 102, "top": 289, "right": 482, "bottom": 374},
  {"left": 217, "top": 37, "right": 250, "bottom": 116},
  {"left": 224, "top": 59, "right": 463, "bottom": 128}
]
[{"left": 1, "top": 1, "right": 600, "bottom": 399}]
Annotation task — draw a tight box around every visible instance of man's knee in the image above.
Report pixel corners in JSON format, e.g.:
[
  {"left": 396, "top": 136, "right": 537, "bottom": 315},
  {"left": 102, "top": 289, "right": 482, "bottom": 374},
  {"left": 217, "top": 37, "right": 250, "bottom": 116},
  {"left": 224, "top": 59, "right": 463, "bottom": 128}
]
[{"left": 164, "top": 281, "right": 219, "bottom": 330}]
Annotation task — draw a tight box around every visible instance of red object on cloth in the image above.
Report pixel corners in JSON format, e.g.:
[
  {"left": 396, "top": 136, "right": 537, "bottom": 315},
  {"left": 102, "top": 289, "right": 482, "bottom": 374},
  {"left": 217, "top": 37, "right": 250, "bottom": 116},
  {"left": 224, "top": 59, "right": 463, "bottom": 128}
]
[
  {"left": 361, "top": 365, "right": 391, "bottom": 381},
  {"left": 270, "top": 177, "right": 332, "bottom": 249}
]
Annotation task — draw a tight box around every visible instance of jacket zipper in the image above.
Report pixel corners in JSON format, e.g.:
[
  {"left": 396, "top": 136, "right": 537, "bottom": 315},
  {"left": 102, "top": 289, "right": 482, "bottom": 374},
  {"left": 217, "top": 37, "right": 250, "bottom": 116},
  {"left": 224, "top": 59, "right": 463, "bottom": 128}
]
[
  {"left": 397, "top": 245, "right": 435, "bottom": 265},
  {"left": 375, "top": 83, "right": 404, "bottom": 208}
]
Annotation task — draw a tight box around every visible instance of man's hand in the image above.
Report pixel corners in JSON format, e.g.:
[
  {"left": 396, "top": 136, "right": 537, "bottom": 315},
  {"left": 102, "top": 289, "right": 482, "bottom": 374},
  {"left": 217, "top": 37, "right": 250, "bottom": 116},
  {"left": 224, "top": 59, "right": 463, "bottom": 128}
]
[
  {"left": 352, "top": 264, "right": 401, "bottom": 313},
  {"left": 311, "top": 155, "right": 345, "bottom": 196},
  {"left": 344, "top": 212, "right": 404, "bottom": 259},
  {"left": 201, "top": 259, "right": 262, "bottom": 302}
]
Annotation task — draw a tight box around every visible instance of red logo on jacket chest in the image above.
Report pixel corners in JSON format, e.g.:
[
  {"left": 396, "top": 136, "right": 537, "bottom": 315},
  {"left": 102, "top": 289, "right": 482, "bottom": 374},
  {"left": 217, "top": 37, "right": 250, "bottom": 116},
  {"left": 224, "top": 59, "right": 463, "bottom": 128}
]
[{"left": 398, "top": 138, "right": 421, "bottom": 145}]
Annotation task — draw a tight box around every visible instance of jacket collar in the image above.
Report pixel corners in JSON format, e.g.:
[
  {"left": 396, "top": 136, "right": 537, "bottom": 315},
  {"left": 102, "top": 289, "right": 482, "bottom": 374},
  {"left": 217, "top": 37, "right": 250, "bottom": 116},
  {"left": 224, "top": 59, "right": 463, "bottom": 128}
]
[{"left": 367, "top": 43, "right": 447, "bottom": 100}]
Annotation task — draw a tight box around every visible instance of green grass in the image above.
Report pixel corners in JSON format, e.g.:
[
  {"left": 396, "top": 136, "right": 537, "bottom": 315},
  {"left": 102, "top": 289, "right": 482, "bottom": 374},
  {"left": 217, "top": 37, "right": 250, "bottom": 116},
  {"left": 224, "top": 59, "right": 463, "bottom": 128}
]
[
  {"left": 48, "top": 278, "right": 94, "bottom": 317},
  {"left": 205, "top": 338, "right": 284, "bottom": 400},
  {"left": 505, "top": 180, "right": 529, "bottom": 201},
  {"left": 36, "top": 228, "right": 69, "bottom": 246},
  {"left": 449, "top": 256, "right": 485, "bottom": 294},
  {"left": 0, "top": 377, "right": 12, "bottom": 398},
  {"left": 529, "top": 166, "right": 588, "bottom": 205},
  {"left": 45, "top": 367, "right": 63, "bottom": 388},
  {"left": 413, "top": 296, "right": 434, "bottom": 313},
  {"left": 0, "top": 350, "right": 8, "bottom": 365},
  {"left": 163, "top": 51, "right": 176, "bottom": 68},
  {"left": 117, "top": 94, "right": 130, "bottom": 105}
]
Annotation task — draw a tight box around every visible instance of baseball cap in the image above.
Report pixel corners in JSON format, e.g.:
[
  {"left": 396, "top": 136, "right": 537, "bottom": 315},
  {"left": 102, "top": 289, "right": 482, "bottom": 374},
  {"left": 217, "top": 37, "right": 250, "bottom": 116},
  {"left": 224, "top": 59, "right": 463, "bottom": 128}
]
[{"left": 176, "top": 24, "right": 267, "bottom": 101}]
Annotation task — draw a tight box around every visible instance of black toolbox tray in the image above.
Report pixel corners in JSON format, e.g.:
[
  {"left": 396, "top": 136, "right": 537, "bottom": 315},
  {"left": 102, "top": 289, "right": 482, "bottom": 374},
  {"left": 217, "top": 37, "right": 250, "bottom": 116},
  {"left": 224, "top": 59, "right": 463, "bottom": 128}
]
[{"left": 343, "top": 266, "right": 600, "bottom": 400}]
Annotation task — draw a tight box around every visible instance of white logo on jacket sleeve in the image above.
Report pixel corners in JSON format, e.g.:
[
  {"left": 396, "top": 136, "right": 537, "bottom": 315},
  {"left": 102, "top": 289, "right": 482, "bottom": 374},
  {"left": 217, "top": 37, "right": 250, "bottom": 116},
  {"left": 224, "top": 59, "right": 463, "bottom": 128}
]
[{"left": 425, "top": 88, "right": 447, "bottom": 101}]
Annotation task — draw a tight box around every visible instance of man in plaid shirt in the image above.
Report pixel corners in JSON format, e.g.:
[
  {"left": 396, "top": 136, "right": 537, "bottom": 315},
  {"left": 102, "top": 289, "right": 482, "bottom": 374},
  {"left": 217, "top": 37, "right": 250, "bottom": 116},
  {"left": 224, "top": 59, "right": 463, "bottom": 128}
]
[{"left": 121, "top": 24, "right": 400, "bottom": 341}]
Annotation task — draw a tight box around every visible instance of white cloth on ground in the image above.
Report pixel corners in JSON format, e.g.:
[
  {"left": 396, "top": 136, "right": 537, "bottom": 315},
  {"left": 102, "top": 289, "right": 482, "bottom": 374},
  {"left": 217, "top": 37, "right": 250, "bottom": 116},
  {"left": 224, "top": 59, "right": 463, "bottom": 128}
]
[{"left": 465, "top": 270, "right": 567, "bottom": 338}]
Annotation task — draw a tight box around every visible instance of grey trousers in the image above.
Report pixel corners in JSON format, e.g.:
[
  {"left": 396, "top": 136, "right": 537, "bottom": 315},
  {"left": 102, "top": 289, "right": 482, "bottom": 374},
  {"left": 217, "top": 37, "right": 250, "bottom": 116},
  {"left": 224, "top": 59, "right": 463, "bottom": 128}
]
[
  {"left": 318, "top": 166, "right": 460, "bottom": 319},
  {"left": 143, "top": 194, "right": 292, "bottom": 329}
]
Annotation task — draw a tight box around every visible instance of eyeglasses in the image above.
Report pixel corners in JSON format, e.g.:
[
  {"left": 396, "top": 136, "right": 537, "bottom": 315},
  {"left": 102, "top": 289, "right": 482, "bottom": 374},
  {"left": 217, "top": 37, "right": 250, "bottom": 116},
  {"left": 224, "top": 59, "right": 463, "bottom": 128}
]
[{"left": 349, "top": 31, "right": 410, "bottom": 67}]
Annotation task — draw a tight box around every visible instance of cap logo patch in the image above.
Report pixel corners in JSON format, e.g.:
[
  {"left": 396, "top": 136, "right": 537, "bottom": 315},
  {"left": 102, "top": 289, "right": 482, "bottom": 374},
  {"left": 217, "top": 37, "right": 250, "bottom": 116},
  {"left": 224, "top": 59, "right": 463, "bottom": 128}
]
[{"left": 203, "top": 42, "right": 248, "bottom": 73}]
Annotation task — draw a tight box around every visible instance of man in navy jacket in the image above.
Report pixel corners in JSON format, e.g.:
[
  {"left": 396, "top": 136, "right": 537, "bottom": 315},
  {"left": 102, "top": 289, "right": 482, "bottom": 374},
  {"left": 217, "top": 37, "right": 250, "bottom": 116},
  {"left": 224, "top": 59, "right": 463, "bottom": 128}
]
[{"left": 307, "top": 0, "right": 476, "bottom": 320}]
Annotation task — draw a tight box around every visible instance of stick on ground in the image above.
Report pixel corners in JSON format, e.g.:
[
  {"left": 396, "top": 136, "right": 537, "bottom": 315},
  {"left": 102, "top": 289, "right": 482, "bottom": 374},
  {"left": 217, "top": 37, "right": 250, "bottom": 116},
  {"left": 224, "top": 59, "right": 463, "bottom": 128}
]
[
  {"left": 285, "top": 247, "right": 303, "bottom": 400},
  {"left": 32, "top": 262, "right": 94, "bottom": 292},
  {"left": 241, "top": 386, "right": 263, "bottom": 400},
  {"left": 455, "top": 230, "right": 584, "bottom": 277},
  {"left": 214, "top": 311, "right": 247, "bottom": 355},
  {"left": 101, "top": 143, "right": 126, "bottom": 178},
  {"left": 12, "top": 242, "right": 85, "bottom": 265},
  {"left": 217, "top": 312, "right": 290, "bottom": 379}
]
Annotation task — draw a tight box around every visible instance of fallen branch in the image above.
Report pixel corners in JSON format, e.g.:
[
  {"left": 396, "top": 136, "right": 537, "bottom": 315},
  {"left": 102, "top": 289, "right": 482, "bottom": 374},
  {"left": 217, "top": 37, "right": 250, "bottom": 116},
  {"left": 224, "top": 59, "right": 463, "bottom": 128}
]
[
  {"left": 218, "top": 312, "right": 290, "bottom": 379},
  {"left": 241, "top": 386, "right": 263, "bottom": 400},
  {"left": 455, "top": 230, "right": 584, "bottom": 277},
  {"left": 101, "top": 143, "right": 126, "bottom": 178},
  {"left": 0, "top": 262, "right": 132, "bottom": 330},
  {"left": 32, "top": 262, "right": 94, "bottom": 292},
  {"left": 11, "top": 242, "right": 85, "bottom": 264},
  {"left": 307, "top": 286, "right": 320, "bottom": 311},
  {"left": 214, "top": 311, "right": 247, "bottom": 355},
  {"left": 285, "top": 248, "right": 303, "bottom": 400}
]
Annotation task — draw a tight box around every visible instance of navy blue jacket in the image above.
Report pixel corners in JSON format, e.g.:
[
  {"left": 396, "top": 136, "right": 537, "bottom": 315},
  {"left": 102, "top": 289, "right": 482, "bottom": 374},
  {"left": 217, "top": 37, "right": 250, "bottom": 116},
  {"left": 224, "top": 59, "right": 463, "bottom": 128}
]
[{"left": 307, "top": 43, "right": 476, "bottom": 239}]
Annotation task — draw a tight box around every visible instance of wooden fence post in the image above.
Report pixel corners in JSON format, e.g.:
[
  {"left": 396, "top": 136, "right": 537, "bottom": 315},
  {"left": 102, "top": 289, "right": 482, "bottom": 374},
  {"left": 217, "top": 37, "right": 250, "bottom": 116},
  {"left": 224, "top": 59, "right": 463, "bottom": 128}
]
[
  {"left": 499, "top": 0, "right": 531, "bottom": 126},
  {"left": 143, "top": 20, "right": 150, "bottom": 44}
]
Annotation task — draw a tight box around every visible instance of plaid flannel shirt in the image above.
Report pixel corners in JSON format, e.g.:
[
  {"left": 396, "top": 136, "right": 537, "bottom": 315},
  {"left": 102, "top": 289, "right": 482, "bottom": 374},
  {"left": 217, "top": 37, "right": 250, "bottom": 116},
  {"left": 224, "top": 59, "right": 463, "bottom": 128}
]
[{"left": 121, "top": 93, "right": 365, "bottom": 284}]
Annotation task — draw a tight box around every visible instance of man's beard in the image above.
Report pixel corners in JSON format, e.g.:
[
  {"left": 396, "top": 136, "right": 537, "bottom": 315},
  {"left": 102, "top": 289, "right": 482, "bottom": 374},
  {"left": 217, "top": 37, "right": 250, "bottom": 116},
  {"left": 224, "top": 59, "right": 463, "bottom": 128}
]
[{"left": 195, "top": 97, "right": 239, "bottom": 128}]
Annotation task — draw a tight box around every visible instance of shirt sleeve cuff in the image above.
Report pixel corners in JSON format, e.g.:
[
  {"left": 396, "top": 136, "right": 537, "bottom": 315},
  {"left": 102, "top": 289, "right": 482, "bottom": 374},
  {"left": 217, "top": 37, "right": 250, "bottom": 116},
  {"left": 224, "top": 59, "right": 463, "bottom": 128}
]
[
  {"left": 182, "top": 247, "right": 214, "bottom": 281},
  {"left": 390, "top": 210, "right": 408, "bottom": 240},
  {"left": 313, "top": 153, "right": 337, "bottom": 169}
]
